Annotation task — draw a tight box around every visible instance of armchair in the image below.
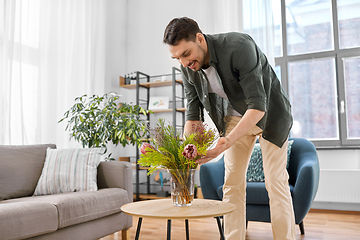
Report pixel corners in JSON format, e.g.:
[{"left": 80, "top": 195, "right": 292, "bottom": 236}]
[{"left": 199, "top": 138, "right": 320, "bottom": 234}]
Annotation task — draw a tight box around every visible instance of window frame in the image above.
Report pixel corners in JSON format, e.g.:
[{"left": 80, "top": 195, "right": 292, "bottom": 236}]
[{"left": 275, "top": 0, "right": 360, "bottom": 148}]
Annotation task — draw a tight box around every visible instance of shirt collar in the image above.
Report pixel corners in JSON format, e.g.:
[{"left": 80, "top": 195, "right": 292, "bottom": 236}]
[{"left": 204, "top": 34, "right": 218, "bottom": 65}]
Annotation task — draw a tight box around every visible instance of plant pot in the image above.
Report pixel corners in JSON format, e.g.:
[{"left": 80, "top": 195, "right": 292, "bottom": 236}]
[{"left": 168, "top": 169, "right": 196, "bottom": 207}]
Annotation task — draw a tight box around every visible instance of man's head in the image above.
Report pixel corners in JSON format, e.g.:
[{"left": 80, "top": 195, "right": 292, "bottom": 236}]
[{"left": 163, "top": 17, "right": 209, "bottom": 71}]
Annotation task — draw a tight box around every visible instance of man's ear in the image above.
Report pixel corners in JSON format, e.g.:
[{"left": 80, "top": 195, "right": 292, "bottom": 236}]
[{"left": 196, "top": 33, "right": 205, "bottom": 45}]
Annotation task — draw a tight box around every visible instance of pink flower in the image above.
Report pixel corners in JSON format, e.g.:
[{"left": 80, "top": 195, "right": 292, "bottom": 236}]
[
  {"left": 140, "top": 143, "right": 155, "bottom": 155},
  {"left": 182, "top": 144, "right": 198, "bottom": 160}
]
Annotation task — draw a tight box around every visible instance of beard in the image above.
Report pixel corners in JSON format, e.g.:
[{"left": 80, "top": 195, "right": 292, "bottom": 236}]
[{"left": 190, "top": 45, "right": 208, "bottom": 72}]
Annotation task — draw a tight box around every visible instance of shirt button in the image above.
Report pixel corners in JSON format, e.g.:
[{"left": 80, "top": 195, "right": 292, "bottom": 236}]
[{"left": 204, "top": 95, "right": 207, "bottom": 98}]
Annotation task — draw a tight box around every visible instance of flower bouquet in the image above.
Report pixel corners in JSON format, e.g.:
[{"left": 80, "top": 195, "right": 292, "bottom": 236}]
[{"left": 138, "top": 118, "right": 219, "bottom": 206}]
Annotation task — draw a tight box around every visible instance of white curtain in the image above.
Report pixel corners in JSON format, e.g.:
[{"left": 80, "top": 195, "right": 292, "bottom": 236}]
[
  {"left": 242, "top": 0, "right": 275, "bottom": 66},
  {"left": 199, "top": 0, "right": 243, "bottom": 34},
  {"left": 0, "top": 0, "right": 106, "bottom": 147}
]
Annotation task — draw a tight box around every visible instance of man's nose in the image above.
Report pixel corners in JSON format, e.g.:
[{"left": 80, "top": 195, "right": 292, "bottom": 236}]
[{"left": 179, "top": 58, "right": 189, "bottom": 67}]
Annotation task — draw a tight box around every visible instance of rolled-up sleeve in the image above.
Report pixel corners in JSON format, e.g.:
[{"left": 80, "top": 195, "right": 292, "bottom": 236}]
[
  {"left": 181, "top": 68, "right": 204, "bottom": 122},
  {"left": 235, "top": 38, "right": 267, "bottom": 112}
]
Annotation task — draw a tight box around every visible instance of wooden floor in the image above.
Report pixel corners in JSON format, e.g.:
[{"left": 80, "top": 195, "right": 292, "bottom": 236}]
[{"left": 100, "top": 209, "right": 360, "bottom": 240}]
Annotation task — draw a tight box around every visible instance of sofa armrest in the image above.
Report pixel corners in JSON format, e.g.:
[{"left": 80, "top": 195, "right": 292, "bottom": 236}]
[
  {"left": 97, "top": 161, "right": 133, "bottom": 203},
  {"left": 292, "top": 158, "right": 320, "bottom": 222}
]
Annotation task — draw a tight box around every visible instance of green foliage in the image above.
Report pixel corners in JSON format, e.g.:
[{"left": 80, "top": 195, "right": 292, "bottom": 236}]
[
  {"left": 138, "top": 119, "right": 219, "bottom": 175},
  {"left": 58, "top": 93, "right": 151, "bottom": 159}
]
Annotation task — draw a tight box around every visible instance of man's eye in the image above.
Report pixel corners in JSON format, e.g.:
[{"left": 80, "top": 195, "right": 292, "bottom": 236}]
[{"left": 183, "top": 52, "right": 190, "bottom": 57}]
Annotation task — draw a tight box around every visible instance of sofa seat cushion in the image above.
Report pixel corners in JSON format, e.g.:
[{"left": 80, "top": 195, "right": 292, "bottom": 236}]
[
  {"left": 216, "top": 183, "right": 294, "bottom": 205},
  {"left": 2, "top": 188, "right": 128, "bottom": 229},
  {"left": 0, "top": 201, "right": 58, "bottom": 240}
]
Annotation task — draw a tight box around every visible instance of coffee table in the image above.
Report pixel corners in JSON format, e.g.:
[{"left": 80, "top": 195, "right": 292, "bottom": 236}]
[{"left": 121, "top": 199, "right": 235, "bottom": 240}]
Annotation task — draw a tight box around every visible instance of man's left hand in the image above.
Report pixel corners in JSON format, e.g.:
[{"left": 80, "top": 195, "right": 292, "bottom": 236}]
[{"left": 195, "top": 137, "right": 231, "bottom": 165}]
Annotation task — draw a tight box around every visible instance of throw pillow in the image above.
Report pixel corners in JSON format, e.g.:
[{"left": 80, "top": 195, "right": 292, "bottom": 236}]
[
  {"left": 246, "top": 140, "right": 294, "bottom": 182},
  {"left": 33, "top": 148, "right": 105, "bottom": 196}
]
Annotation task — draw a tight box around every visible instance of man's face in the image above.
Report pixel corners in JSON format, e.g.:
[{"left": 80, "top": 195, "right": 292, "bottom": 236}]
[{"left": 168, "top": 34, "right": 208, "bottom": 72}]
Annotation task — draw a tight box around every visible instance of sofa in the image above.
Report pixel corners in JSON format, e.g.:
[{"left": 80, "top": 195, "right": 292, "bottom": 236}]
[
  {"left": 0, "top": 144, "right": 133, "bottom": 240},
  {"left": 200, "top": 138, "right": 320, "bottom": 234}
]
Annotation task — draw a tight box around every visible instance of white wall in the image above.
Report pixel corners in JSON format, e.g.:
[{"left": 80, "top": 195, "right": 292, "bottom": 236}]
[
  {"left": 125, "top": 1, "right": 211, "bottom": 76},
  {"left": 104, "top": 0, "right": 128, "bottom": 94},
  {"left": 102, "top": 0, "right": 128, "bottom": 158},
  {"left": 317, "top": 149, "right": 360, "bottom": 169},
  {"left": 313, "top": 149, "right": 360, "bottom": 211}
]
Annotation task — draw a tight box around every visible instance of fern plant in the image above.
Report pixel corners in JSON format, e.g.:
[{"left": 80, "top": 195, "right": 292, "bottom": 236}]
[{"left": 138, "top": 118, "right": 219, "bottom": 175}]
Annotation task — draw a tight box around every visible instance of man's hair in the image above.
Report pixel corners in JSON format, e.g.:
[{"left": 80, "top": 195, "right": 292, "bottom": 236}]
[{"left": 163, "top": 17, "right": 202, "bottom": 46}]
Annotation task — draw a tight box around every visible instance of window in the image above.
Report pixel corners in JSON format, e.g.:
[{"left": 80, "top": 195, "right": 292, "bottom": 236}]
[{"left": 273, "top": 0, "right": 360, "bottom": 147}]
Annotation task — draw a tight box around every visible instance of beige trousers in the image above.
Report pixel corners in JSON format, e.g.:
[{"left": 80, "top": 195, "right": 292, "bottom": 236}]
[{"left": 223, "top": 115, "right": 296, "bottom": 240}]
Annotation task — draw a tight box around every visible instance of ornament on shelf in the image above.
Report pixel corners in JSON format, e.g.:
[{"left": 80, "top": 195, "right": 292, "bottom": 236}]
[{"left": 124, "top": 72, "right": 137, "bottom": 85}]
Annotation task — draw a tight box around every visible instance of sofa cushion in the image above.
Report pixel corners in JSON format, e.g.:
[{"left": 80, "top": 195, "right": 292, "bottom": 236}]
[
  {"left": 2, "top": 188, "right": 128, "bottom": 229},
  {"left": 0, "top": 201, "right": 58, "bottom": 240},
  {"left": 0, "top": 144, "right": 56, "bottom": 200},
  {"left": 33, "top": 148, "right": 104, "bottom": 196},
  {"left": 246, "top": 140, "right": 294, "bottom": 182}
]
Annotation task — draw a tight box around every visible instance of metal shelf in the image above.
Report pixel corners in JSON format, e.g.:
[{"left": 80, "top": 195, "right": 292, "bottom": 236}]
[
  {"left": 119, "top": 67, "right": 185, "bottom": 201},
  {"left": 119, "top": 78, "right": 183, "bottom": 89}
]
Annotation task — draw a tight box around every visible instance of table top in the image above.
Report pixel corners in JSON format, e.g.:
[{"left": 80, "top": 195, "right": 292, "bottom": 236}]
[{"left": 121, "top": 199, "right": 236, "bottom": 219}]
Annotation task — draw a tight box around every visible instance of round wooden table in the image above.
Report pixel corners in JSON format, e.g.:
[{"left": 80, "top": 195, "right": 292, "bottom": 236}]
[{"left": 121, "top": 199, "right": 235, "bottom": 240}]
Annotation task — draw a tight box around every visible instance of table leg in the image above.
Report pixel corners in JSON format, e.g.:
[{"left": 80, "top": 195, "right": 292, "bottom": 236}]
[
  {"left": 215, "top": 216, "right": 225, "bottom": 240},
  {"left": 167, "top": 219, "right": 171, "bottom": 240},
  {"left": 185, "top": 219, "right": 189, "bottom": 240},
  {"left": 222, "top": 217, "right": 224, "bottom": 232},
  {"left": 135, "top": 217, "right": 143, "bottom": 240}
]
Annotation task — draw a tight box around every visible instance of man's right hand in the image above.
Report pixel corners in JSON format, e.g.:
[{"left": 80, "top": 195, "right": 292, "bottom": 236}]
[{"left": 195, "top": 137, "right": 229, "bottom": 165}]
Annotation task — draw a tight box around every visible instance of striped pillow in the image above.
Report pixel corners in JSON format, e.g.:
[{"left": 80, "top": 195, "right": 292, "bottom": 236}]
[{"left": 33, "top": 148, "right": 105, "bottom": 196}]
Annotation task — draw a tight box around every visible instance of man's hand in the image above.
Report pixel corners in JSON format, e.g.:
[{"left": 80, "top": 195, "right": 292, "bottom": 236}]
[
  {"left": 195, "top": 137, "right": 231, "bottom": 165},
  {"left": 194, "top": 109, "right": 265, "bottom": 165}
]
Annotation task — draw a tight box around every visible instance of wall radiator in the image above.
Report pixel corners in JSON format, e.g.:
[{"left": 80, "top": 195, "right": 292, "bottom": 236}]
[{"left": 314, "top": 169, "right": 360, "bottom": 203}]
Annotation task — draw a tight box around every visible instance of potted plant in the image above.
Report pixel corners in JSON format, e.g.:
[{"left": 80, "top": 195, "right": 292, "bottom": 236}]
[{"left": 59, "top": 92, "right": 151, "bottom": 160}]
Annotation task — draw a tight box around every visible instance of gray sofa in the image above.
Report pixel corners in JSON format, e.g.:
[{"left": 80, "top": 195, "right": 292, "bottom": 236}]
[{"left": 0, "top": 144, "right": 133, "bottom": 240}]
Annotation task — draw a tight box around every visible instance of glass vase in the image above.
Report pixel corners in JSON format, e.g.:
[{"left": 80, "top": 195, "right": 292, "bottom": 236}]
[{"left": 168, "top": 169, "right": 196, "bottom": 207}]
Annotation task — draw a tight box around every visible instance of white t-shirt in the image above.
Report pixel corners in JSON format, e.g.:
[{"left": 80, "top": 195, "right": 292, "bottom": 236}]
[{"left": 203, "top": 66, "right": 241, "bottom": 117}]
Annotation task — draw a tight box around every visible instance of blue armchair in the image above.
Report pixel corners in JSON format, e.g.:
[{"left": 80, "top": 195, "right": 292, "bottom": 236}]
[{"left": 199, "top": 138, "right": 320, "bottom": 234}]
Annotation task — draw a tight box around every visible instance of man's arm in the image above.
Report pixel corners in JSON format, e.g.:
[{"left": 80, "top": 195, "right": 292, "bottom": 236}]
[
  {"left": 195, "top": 109, "right": 265, "bottom": 165},
  {"left": 181, "top": 66, "right": 205, "bottom": 135},
  {"left": 183, "top": 120, "right": 203, "bottom": 138}
]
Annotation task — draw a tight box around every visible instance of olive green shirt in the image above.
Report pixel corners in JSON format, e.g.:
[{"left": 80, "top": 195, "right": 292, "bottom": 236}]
[{"left": 181, "top": 32, "right": 292, "bottom": 148}]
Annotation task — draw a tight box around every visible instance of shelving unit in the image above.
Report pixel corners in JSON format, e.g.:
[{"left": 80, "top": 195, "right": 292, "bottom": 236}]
[
  {"left": 119, "top": 78, "right": 183, "bottom": 89},
  {"left": 119, "top": 67, "right": 185, "bottom": 201}
]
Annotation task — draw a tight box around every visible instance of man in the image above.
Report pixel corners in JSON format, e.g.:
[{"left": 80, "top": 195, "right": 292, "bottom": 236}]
[{"left": 163, "top": 17, "right": 296, "bottom": 240}]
